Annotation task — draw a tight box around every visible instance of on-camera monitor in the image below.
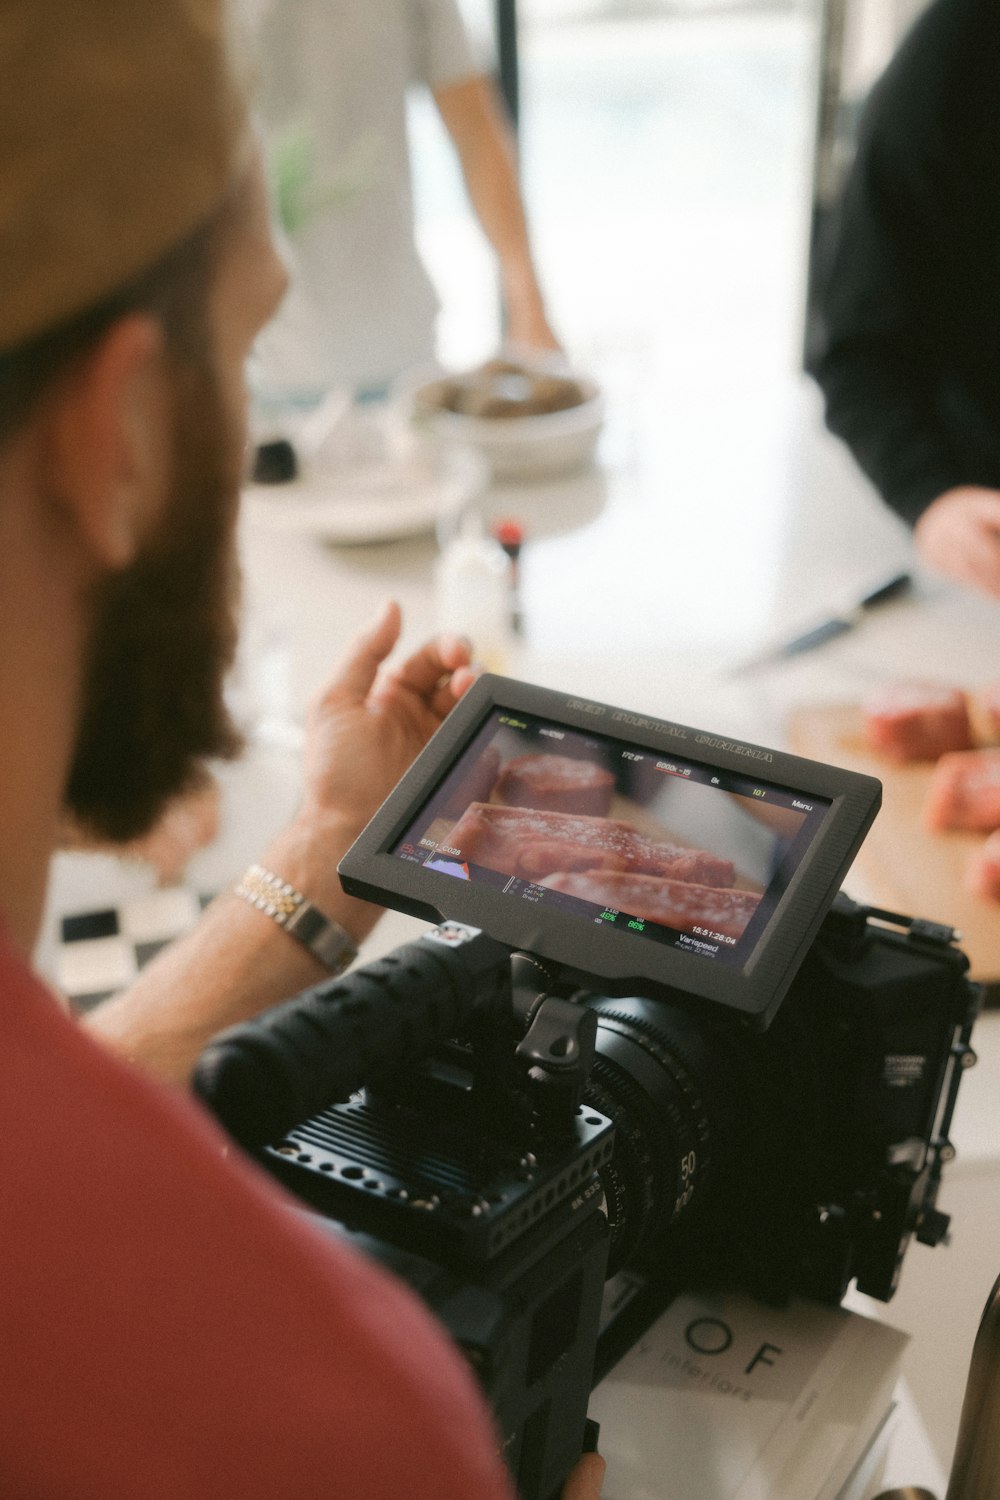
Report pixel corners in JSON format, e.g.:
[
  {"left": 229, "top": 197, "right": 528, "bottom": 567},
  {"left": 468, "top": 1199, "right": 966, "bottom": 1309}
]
[
  {"left": 392, "top": 713, "right": 825, "bottom": 968},
  {"left": 339, "top": 678, "right": 881, "bottom": 1024}
]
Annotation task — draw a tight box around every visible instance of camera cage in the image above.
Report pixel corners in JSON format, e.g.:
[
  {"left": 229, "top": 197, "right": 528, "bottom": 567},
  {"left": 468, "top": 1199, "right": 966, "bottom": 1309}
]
[{"left": 339, "top": 675, "right": 882, "bottom": 1028}]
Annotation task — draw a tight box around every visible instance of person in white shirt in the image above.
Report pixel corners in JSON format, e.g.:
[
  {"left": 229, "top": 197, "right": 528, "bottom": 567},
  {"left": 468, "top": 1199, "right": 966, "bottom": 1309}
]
[{"left": 252, "top": 0, "right": 559, "bottom": 398}]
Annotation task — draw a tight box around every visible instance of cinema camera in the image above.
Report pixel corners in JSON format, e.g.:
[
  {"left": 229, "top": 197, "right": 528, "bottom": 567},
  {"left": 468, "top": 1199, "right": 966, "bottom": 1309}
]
[{"left": 194, "top": 677, "right": 980, "bottom": 1500}]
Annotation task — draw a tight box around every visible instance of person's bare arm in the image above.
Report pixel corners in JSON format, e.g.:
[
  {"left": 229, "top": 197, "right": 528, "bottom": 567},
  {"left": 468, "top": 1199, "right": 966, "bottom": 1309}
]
[
  {"left": 913, "top": 485, "right": 1000, "bottom": 597},
  {"left": 84, "top": 602, "right": 475, "bottom": 1085},
  {"left": 433, "top": 72, "right": 559, "bottom": 352}
]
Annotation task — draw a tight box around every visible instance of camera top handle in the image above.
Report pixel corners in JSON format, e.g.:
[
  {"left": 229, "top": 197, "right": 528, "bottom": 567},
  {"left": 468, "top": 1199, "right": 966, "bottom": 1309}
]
[{"left": 193, "top": 923, "right": 599, "bottom": 1153}]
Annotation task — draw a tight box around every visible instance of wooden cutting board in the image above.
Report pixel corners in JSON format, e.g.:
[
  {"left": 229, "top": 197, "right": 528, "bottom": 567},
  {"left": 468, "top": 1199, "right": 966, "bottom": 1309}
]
[{"left": 787, "top": 702, "right": 1000, "bottom": 993}]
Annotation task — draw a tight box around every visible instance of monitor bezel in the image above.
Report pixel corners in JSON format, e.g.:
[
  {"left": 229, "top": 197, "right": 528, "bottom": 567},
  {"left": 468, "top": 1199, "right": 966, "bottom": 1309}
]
[{"left": 338, "top": 676, "right": 881, "bottom": 1027}]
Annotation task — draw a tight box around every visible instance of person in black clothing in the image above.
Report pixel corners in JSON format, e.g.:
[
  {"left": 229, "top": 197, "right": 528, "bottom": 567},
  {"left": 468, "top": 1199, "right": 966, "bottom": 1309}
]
[{"left": 807, "top": 0, "right": 1000, "bottom": 598}]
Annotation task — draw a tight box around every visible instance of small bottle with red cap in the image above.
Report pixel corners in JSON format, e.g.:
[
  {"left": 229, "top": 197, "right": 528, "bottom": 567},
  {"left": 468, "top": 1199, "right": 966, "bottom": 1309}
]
[
  {"left": 490, "top": 517, "right": 525, "bottom": 637},
  {"left": 434, "top": 513, "right": 514, "bottom": 674}
]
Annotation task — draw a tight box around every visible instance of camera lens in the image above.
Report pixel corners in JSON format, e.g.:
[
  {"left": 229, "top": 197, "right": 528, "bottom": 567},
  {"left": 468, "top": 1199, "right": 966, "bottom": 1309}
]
[{"left": 582, "top": 996, "right": 750, "bottom": 1276}]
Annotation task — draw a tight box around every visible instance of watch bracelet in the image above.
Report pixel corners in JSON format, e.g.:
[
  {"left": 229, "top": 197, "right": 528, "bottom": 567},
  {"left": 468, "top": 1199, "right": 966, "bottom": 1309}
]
[{"left": 234, "top": 862, "right": 358, "bottom": 976}]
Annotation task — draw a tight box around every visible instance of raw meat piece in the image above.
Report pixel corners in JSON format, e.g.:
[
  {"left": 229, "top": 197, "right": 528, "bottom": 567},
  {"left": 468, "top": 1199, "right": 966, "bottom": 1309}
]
[
  {"left": 973, "top": 680, "right": 1000, "bottom": 742},
  {"left": 924, "top": 749, "right": 1000, "bottom": 832},
  {"left": 967, "top": 829, "right": 1000, "bottom": 902},
  {"left": 494, "top": 753, "right": 614, "bottom": 817},
  {"left": 541, "top": 869, "right": 761, "bottom": 941},
  {"left": 863, "top": 681, "right": 972, "bottom": 763},
  {"left": 444, "top": 803, "right": 734, "bottom": 886},
  {"left": 441, "top": 746, "right": 502, "bottom": 820}
]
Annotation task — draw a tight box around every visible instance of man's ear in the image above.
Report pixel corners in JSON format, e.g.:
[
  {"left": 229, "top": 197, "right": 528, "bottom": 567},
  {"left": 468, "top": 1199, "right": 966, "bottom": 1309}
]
[{"left": 45, "top": 313, "right": 171, "bottom": 570}]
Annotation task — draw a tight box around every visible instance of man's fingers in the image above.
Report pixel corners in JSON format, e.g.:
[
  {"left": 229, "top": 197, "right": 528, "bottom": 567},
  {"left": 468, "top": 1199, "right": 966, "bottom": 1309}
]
[
  {"left": 313, "top": 605, "right": 474, "bottom": 722},
  {"left": 375, "top": 631, "right": 474, "bottom": 704},
  {"left": 317, "top": 601, "right": 402, "bottom": 709},
  {"left": 560, "top": 1451, "right": 606, "bottom": 1500},
  {"left": 426, "top": 663, "right": 479, "bottom": 720}
]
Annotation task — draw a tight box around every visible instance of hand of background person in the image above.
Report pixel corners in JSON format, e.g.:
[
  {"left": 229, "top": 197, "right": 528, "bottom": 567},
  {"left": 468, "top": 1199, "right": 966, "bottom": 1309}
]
[
  {"left": 60, "top": 775, "right": 222, "bottom": 885},
  {"left": 120, "top": 777, "right": 223, "bottom": 884},
  {"left": 561, "top": 1451, "right": 607, "bottom": 1500},
  {"left": 504, "top": 300, "right": 562, "bottom": 353},
  {"left": 914, "top": 485, "right": 1000, "bottom": 597},
  {"left": 296, "top": 598, "right": 476, "bottom": 842}
]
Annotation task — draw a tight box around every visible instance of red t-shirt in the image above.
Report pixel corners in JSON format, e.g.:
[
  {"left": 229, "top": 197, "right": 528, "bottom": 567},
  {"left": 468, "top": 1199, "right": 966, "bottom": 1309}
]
[{"left": 0, "top": 931, "right": 515, "bottom": 1499}]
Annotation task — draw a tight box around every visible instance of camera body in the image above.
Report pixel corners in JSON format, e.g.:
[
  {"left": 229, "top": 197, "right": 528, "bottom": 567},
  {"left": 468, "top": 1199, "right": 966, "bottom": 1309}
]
[{"left": 195, "top": 678, "right": 980, "bottom": 1500}]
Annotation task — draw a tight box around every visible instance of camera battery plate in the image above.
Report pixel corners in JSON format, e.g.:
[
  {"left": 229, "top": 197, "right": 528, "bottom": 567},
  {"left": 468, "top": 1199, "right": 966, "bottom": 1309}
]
[{"left": 263, "top": 1094, "right": 614, "bottom": 1266}]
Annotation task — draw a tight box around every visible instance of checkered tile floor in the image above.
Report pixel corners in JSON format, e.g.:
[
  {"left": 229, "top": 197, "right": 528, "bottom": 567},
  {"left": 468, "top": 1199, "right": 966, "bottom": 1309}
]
[{"left": 57, "top": 888, "right": 212, "bottom": 1013}]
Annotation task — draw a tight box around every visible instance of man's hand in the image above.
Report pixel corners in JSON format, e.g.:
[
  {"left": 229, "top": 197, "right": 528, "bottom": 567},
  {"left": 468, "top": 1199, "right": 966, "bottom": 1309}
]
[
  {"left": 914, "top": 485, "right": 1000, "bottom": 597},
  {"left": 84, "top": 602, "right": 476, "bottom": 1083},
  {"left": 298, "top": 599, "right": 476, "bottom": 834},
  {"left": 561, "top": 1451, "right": 607, "bottom": 1500}
]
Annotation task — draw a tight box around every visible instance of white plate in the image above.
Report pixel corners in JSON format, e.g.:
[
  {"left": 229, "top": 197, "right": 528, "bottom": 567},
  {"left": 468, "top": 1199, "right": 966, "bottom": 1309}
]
[{"left": 243, "top": 447, "right": 486, "bottom": 545}]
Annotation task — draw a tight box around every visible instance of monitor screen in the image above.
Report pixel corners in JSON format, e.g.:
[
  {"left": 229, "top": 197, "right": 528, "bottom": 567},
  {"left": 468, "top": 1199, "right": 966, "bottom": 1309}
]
[
  {"left": 389, "top": 707, "right": 831, "bottom": 973},
  {"left": 340, "top": 676, "right": 880, "bottom": 1024}
]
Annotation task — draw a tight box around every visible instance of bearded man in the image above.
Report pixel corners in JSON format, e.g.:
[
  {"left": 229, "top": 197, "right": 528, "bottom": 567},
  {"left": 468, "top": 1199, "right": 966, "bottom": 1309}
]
[{"left": 0, "top": 3, "right": 609, "bottom": 1497}]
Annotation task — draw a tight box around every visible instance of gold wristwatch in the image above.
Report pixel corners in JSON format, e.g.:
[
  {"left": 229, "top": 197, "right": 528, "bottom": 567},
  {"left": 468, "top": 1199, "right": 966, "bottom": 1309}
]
[{"left": 234, "top": 863, "right": 358, "bottom": 976}]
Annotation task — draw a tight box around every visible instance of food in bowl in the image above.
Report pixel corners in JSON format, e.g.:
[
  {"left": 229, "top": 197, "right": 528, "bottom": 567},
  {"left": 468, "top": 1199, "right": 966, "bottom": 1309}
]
[
  {"left": 405, "top": 356, "right": 603, "bottom": 481},
  {"left": 413, "top": 357, "right": 590, "bottom": 421}
]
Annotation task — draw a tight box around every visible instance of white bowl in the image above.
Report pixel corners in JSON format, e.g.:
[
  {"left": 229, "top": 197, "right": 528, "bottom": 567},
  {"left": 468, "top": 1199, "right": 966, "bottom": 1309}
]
[{"left": 403, "top": 369, "right": 604, "bottom": 483}]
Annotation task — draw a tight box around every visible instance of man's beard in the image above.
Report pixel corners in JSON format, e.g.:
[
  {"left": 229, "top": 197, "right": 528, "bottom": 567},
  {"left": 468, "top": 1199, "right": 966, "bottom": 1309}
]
[{"left": 64, "top": 352, "right": 245, "bottom": 844}]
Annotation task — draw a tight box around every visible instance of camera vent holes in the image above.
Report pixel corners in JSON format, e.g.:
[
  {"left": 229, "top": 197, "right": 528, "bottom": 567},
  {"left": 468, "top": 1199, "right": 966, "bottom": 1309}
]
[{"left": 322, "top": 1161, "right": 386, "bottom": 1189}]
